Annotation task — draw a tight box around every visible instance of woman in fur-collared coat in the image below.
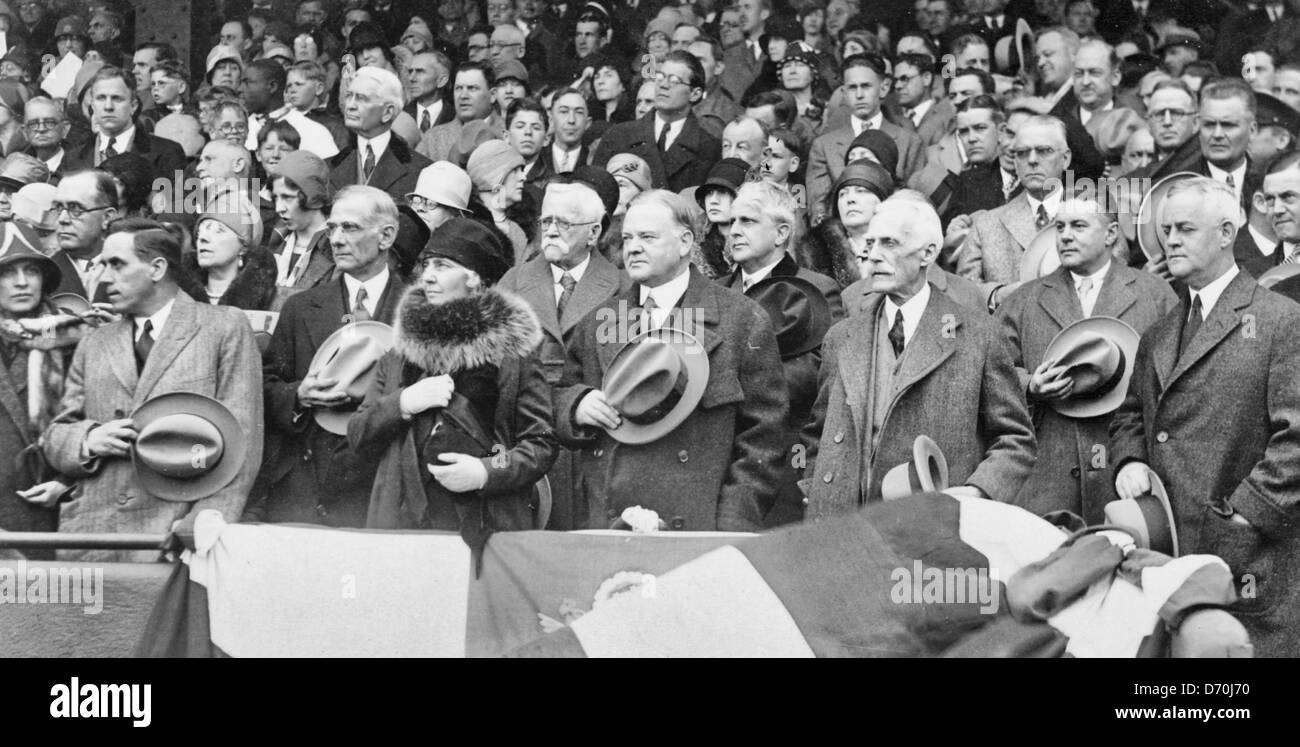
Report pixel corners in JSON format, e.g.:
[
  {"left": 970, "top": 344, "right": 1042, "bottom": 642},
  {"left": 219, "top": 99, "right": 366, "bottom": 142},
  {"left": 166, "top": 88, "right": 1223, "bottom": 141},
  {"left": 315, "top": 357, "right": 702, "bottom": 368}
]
[{"left": 348, "top": 219, "right": 557, "bottom": 547}]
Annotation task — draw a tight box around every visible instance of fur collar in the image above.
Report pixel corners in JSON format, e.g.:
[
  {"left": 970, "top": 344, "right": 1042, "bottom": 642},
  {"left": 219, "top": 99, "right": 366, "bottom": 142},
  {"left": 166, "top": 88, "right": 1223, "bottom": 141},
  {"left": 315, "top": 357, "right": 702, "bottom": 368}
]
[
  {"left": 183, "top": 247, "right": 279, "bottom": 311},
  {"left": 804, "top": 219, "right": 862, "bottom": 289},
  {"left": 395, "top": 285, "right": 542, "bottom": 374}
]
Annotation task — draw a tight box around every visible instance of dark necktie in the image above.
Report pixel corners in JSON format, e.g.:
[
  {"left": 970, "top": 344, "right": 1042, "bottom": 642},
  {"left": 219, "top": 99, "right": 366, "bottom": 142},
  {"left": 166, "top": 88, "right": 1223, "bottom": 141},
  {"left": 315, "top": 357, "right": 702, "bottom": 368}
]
[
  {"left": 134, "top": 320, "right": 154, "bottom": 373},
  {"left": 642, "top": 295, "right": 659, "bottom": 332},
  {"left": 352, "top": 286, "right": 371, "bottom": 322},
  {"left": 656, "top": 123, "right": 670, "bottom": 154},
  {"left": 421, "top": 110, "right": 431, "bottom": 132},
  {"left": 101, "top": 136, "right": 117, "bottom": 164},
  {"left": 1035, "top": 204, "right": 1050, "bottom": 230},
  {"left": 363, "top": 144, "right": 376, "bottom": 182},
  {"left": 1179, "top": 295, "right": 1203, "bottom": 359},
  {"left": 1225, "top": 173, "right": 1235, "bottom": 190},
  {"left": 556, "top": 271, "right": 576, "bottom": 319},
  {"left": 888, "top": 309, "right": 906, "bottom": 357}
]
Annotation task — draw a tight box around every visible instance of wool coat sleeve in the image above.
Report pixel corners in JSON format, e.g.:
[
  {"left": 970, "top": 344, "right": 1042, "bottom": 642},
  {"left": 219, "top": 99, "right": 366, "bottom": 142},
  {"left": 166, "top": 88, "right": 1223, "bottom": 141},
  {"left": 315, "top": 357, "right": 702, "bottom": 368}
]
[
  {"left": 965, "top": 325, "right": 1037, "bottom": 502},
  {"left": 480, "top": 356, "right": 558, "bottom": 496},
  {"left": 41, "top": 335, "right": 100, "bottom": 479}
]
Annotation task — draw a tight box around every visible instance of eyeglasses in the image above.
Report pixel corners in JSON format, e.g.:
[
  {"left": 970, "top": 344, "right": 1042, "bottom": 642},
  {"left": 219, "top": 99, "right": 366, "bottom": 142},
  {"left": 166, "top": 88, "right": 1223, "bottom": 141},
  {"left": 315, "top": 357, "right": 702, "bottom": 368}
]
[
  {"left": 25, "top": 119, "right": 64, "bottom": 131},
  {"left": 537, "top": 216, "right": 597, "bottom": 232},
  {"left": 218, "top": 123, "right": 249, "bottom": 135},
  {"left": 51, "top": 202, "right": 112, "bottom": 219},
  {"left": 467, "top": 44, "right": 487, "bottom": 54},
  {"left": 653, "top": 71, "right": 692, "bottom": 88},
  {"left": 1147, "top": 108, "right": 1194, "bottom": 123},
  {"left": 1009, "top": 146, "right": 1059, "bottom": 160},
  {"left": 409, "top": 195, "right": 453, "bottom": 212}
]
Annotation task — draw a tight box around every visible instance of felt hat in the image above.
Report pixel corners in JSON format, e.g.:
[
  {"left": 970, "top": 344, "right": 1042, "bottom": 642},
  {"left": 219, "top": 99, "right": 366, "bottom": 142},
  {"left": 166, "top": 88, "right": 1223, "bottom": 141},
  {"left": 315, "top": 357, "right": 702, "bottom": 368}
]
[
  {"left": 54, "top": 15, "right": 91, "bottom": 45},
  {"left": 846, "top": 128, "right": 899, "bottom": 176},
  {"left": 131, "top": 393, "right": 247, "bottom": 502},
  {"left": 1255, "top": 263, "right": 1300, "bottom": 289},
  {"left": 1019, "top": 224, "right": 1061, "bottom": 280},
  {"left": 408, "top": 161, "right": 472, "bottom": 212},
  {"left": 1040, "top": 316, "right": 1139, "bottom": 418},
  {"left": 466, "top": 139, "right": 524, "bottom": 192},
  {"left": 607, "top": 152, "right": 652, "bottom": 193},
  {"left": 880, "top": 435, "right": 949, "bottom": 501},
  {"left": 601, "top": 327, "right": 710, "bottom": 445},
  {"left": 1136, "top": 171, "right": 1200, "bottom": 262},
  {"left": 745, "top": 275, "right": 832, "bottom": 360},
  {"left": 418, "top": 217, "right": 511, "bottom": 286},
  {"left": 0, "top": 234, "right": 60, "bottom": 290},
  {"left": 12, "top": 182, "right": 59, "bottom": 231},
  {"left": 1104, "top": 468, "right": 1179, "bottom": 556},
  {"left": 273, "top": 150, "right": 331, "bottom": 210},
  {"left": 306, "top": 322, "right": 396, "bottom": 435},
  {"left": 696, "top": 157, "right": 750, "bottom": 206},
  {"left": 832, "top": 158, "right": 894, "bottom": 203}
]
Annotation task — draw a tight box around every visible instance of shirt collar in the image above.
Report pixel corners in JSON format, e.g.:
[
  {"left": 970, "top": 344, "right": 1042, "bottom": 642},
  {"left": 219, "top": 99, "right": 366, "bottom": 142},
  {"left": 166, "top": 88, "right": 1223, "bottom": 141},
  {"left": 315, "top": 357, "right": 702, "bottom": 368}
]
[
  {"left": 1189, "top": 264, "right": 1240, "bottom": 318},
  {"left": 1079, "top": 99, "right": 1114, "bottom": 124},
  {"left": 741, "top": 255, "right": 784, "bottom": 288},
  {"left": 552, "top": 254, "right": 591, "bottom": 284},
  {"left": 639, "top": 266, "right": 691, "bottom": 310},
  {"left": 134, "top": 297, "right": 175, "bottom": 341},
  {"left": 908, "top": 98, "right": 933, "bottom": 124},
  {"left": 851, "top": 111, "right": 884, "bottom": 135},
  {"left": 1207, "top": 160, "right": 1247, "bottom": 187},
  {"left": 1069, "top": 259, "right": 1110, "bottom": 287},
  {"left": 1026, "top": 186, "right": 1064, "bottom": 218},
  {"left": 882, "top": 282, "right": 931, "bottom": 346},
  {"left": 342, "top": 265, "right": 391, "bottom": 311},
  {"left": 99, "top": 125, "right": 135, "bottom": 151},
  {"left": 356, "top": 130, "right": 393, "bottom": 162},
  {"left": 1249, "top": 224, "right": 1276, "bottom": 255}
]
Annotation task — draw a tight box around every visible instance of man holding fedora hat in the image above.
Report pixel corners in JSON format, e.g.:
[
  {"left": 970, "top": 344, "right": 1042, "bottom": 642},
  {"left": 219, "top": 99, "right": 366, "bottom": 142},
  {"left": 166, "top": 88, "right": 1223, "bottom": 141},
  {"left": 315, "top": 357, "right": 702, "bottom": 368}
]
[
  {"left": 996, "top": 188, "right": 1177, "bottom": 525},
  {"left": 42, "top": 219, "right": 263, "bottom": 562},
  {"left": 253, "top": 185, "right": 408, "bottom": 527},
  {"left": 1110, "top": 175, "right": 1300, "bottom": 657},
  {"left": 554, "top": 188, "right": 788, "bottom": 531},
  {"left": 800, "top": 196, "right": 1035, "bottom": 515},
  {"left": 497, "top": 169, "right": 627, "bottom": 529}
]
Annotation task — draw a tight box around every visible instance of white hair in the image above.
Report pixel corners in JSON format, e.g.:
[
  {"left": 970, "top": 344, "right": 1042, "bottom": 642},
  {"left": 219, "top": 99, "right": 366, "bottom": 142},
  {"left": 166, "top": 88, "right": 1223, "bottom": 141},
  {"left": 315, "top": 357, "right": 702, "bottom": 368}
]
[
  {"left": 1161, "top": 176, "right": 1244, "bottom": 229},
  {"left": 546, "top": 181, "right": 605, "bottom": 222},
  {"left": 351, "top": 66, "right": 404, "bottom": 112},
  {"left": 880, "top": 194, "right": 943, "bottom": 253},
  {"left": 734, "top": 181, "right": 796, "bottom": 238}
]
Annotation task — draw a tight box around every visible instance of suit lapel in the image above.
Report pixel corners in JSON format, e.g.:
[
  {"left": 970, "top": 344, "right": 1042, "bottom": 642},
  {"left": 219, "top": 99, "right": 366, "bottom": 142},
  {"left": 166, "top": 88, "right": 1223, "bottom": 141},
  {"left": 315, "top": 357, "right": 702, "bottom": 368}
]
[
  {"left": 1036, "top": 268, "right": 1082, "bottom": 330},
  {"left": 837, "top": 296, "right": 880, "bottom": 434},
  {"left": 307, "top": 278, "right": 350, "bottom": 350},
  {"left": 663, "top": 116, "right": 708, "bottom": 181},
  {"left": 521, "top": 259, "right": 563, "bottom": 341},
  {"left": 368, "top": 143, "right": 405, "bottom": 191},
  {"left": 1165, "top": 273, "right": 1253, "bottom": 388},
  {"left": 135, "top": 294, "right": 200, "bottom": 404},
  {"left": 1001, "top": 194, "right": 1037, "bottom": 251},
  {"left": 561, "top": 253, "right": 620, "bottom": 333},
  {"left": 890, "top": 289, "right": 959, "bottom": 402},
  {"left": 1091, "top": 262, "right": 1138, "bottom": 319}
]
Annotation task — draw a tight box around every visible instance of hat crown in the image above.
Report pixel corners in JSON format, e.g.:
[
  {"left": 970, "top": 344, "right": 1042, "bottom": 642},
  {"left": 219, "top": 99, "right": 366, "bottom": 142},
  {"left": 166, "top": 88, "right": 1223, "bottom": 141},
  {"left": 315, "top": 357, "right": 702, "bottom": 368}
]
[
  {"left": 135, "top": 413, "right": 225, "bottom": 479},
  {"left": 315, "top": 333, "right": 385, "bottom": 399},
  {"left": 1054, "top": 332, "right": 1123, "bottom": 395},
  {"left": 604, "top": 339, "right": 688, "bottom": 422},
  {"left": 412, "top": 162, "right": 472, "bottom": 211}
]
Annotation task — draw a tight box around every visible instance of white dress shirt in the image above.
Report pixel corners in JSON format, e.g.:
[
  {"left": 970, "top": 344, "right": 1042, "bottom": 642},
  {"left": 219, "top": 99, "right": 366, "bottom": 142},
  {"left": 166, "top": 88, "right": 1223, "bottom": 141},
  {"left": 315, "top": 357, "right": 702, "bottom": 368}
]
[
  {"left": 1189, "top": 264, "right": 1240, "bottom": 319},
  {"left": 44, "top": 149, "right": 65, "bottom": 174},
  {"left": 417, "top": 100, "right": 444, "bottom": 129},
  {"left": 551, "top": 254, "right": 590, "bottom": 304},
  {"left": 1069, "top": 260, "right": 1110, "bottom": 317},
  {"left": 907, "top": 99, "right": 934, "bottom": 129},
  {"left": 134, "top": 298, "right": 176, "bottom": 343},
  {"left": 740, "top": 256, "right": 784, "bottom": 290},
  {"left": 1207, "top": 161, "right": 1247, "bottom": 204},
  {"left": 1248, "top": 224, "right": 1276, "bottom": 256},
  {"left": 342, "top": 266, "right": 390, "bottom": 318},
  {"left": 639, "top": 267, "right": 691, "bottom": 329},
  {"left": 551, "top": 143, "right": 582, "bottom": 173},
  {"left": 1079, "top": 99, "right": 1114, "bottom": 126},
  {"left": 97, "top": 125, "right": 135, "bottom": 163},
  {"left": 355, "top": 130, "right": 393, "bottom": 182},
  {"left": 850, "top": 111, "right": 884, "bottom": 137},
  {"left": 1026, "top": 186, "right": 1064, "bottom": 223},
  {"left": 882, "top": 282, "right": 932, "bottom": 348},
  {"left": 654, "top": 115, "right": 685, "bottom": 151}
]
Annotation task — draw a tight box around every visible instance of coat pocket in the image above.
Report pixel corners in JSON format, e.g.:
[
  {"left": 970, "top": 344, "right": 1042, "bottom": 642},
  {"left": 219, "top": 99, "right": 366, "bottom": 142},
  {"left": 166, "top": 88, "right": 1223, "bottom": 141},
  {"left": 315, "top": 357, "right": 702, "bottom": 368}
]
[{"left": 1198, "top": 506, "right": 1280, "bottom": 617}]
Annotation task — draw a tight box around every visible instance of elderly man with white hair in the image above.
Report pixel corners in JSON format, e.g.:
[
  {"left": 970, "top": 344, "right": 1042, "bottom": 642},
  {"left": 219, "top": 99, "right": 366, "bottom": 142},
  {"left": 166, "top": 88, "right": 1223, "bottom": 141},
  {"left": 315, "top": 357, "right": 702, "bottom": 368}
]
[
  {"left": 799, "top": 196, "right": 1035, "bottom": 516},
  {"left": 328, "top": 66, "right": 432, "bottom": 196},
  {"left": 1110, "top": 175, "right": 1300, "bottom": 658}
]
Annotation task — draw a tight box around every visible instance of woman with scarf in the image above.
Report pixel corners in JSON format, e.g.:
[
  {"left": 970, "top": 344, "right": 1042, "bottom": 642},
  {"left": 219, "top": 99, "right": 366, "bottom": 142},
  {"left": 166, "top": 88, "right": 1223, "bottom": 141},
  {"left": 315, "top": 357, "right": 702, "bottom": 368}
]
[
  {"left": 0, "top": 242, "right": 87, "bottom": 559},
  {"left": 349, "top": 218, "right": 557, "bottom": 547}
]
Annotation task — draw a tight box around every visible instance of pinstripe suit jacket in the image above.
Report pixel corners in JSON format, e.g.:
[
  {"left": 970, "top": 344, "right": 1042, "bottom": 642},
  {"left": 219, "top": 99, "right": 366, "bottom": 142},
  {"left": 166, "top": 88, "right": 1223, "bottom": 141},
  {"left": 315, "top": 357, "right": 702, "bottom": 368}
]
[{"left": 43, "top": 292, "right": 264, "bottom": 562}]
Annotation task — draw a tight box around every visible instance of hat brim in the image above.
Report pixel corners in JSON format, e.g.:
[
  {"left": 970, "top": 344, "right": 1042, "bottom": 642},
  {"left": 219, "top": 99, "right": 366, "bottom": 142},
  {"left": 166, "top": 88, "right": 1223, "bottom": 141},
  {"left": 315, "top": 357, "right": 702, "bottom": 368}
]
[
  {"left": 0, "top": 242, "right": 61, "bottom": 290},
  {"left": 131, "top": 392, "right": 246, "bottom": 502},
  {"left": 1041, "top": 316, "right": 1139, "bottom": 418},
  {"left": 1019, "top": 225, "right": 1061, "bottom": 281},
  {"left": 1255, "top": 262, "right": 1300, "bottom": 288},
  {"left": 881, "top": 435, "right": 949, "bottom": 500},
  {"left": 1104, "top": 470, "right": 1179, "bottom": 556},
  {"left": 1137, "top": 171, "right": 1200, "bottom": 262},
  {"left": 49, "top": 292, "right": 92, "bottom": 316},
  {"left": 602, "top": 326, "right": 710, "bottom": 445},
  {"left": 308, "top": 321, "right": 396, "bottom": 435},
  {"left": 745, "top": 274, "right": 833, "bottom": 359}
]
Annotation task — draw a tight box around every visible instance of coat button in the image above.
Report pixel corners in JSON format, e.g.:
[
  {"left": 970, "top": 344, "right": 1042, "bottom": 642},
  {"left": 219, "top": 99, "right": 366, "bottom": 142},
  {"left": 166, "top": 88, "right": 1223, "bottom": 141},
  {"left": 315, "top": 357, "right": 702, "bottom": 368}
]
[
  {"left": 114, "top": 409, "right": 125, "bottom": 418},
  {"left": 315, "top": 504, "right": 328, "bottom": 517},
  {"left": 1070, "top": 467, "right": 1081, "bottom": 479},
  {"left": 1156, "top": 431, "right": 1169, "bottom": 443},
  {"left": 823, "top": 473, "right": 833, "bottom": 483},
  {"left": 677, "top": 450, "right": 689, "bottom": 463},
  {"left": 670, "top": 516, "right": 685, "bottom": 530},
  {"left": 593, "top": 448, "right": 604, "bottom": 457},
  {"left": 116, "top": 495, "right": 129, "bottom": 506},
  {"left": 303, "top": 448, "right": 314, "bottom": 462},
  {"left": 802, "top": 497, "right": 810, "bottom": 506},
  {"left": 833, "top": 432, "right": 844, "bottom": 443},
  {"left": 607, "top": 508, "right": 619, "bottom": 520}
]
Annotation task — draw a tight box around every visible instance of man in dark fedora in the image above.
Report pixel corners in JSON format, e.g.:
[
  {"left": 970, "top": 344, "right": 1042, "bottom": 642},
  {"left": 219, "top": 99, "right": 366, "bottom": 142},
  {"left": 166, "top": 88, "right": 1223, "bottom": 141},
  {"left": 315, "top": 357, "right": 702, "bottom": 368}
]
[
  {"left": 1110, "top": 175, "right": 1300, "bottom": 657},
  {"left": 42, "top": 219, "right": 263, "bottom": 562},
  {"left": 554, "top": 188, "right": 788, "bottom": 531},
  {"left": 996, "top": 188, "right": 1177, "bottom": 524},
  {"left": 496, "top": 167, "right": 628, "bottom": 529},
  {"left": 800, "top": 196, "right": 1035, "bottom": 516},
  {"left": 252, "top": 185, "right": 407, "bottom": 527}
]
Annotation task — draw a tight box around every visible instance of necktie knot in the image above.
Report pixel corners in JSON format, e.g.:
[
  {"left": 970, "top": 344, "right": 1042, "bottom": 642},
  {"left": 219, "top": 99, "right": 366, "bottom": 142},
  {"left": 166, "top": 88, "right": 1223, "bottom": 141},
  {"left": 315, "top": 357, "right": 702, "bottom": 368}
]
[
  {"left": 888, "top": 309, "right": 906, "bottom": 357},
  {"left": 642, "top": 295, "right": 659, "bottom": 330},
  {"left": 556, "top": 271, "right": 577, "bottom": 317},
  {"left": 420, "top": 110, "right": 432, "bottom": 132},
  {"left": 353, "top": 286, "right": 371, "bottom": 322}
]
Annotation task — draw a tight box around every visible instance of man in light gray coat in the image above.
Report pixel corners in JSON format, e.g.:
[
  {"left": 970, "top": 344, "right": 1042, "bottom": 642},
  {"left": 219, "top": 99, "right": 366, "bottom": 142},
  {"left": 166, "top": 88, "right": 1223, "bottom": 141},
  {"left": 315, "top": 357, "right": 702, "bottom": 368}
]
[{"left": 44, "top": 219, "right": 264, "bottom": 562}]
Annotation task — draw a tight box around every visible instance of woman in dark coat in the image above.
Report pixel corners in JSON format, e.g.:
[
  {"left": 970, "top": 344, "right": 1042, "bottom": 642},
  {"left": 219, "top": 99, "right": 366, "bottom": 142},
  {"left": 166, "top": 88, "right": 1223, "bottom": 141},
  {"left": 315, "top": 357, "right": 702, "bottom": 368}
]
[
  {"left": 187, "top": 212, "right": 279, "bottom": 311},
  {"left": 349, "top": 218, "right": 557, "bottom": 549}
]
